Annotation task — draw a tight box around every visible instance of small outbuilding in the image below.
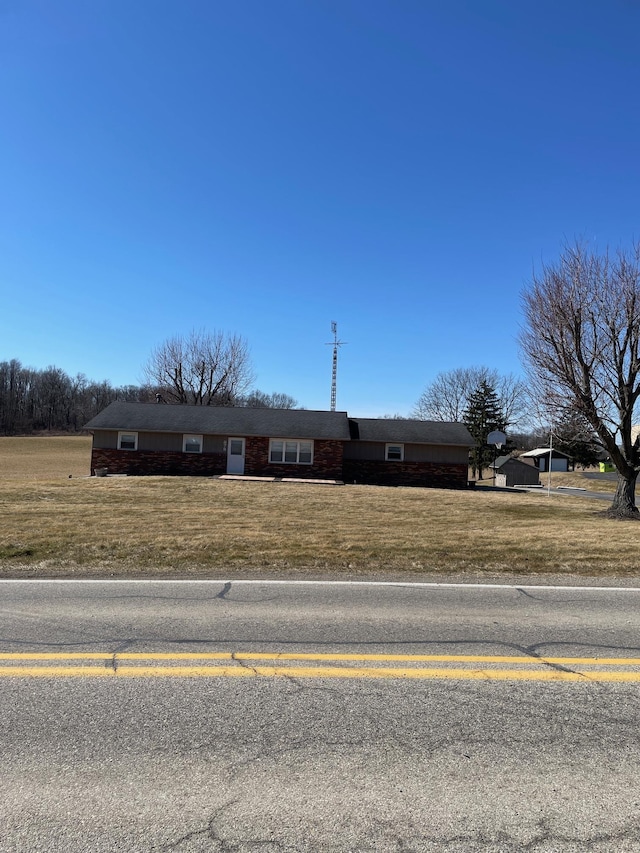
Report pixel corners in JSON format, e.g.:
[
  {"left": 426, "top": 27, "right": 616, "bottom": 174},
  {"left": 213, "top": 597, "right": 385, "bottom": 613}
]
[
  {"left": 519, "top": 447, "right": 571, "bottom": 473},
  {"left": 493, "top": 455, "right": 541, "bottom": 488}
]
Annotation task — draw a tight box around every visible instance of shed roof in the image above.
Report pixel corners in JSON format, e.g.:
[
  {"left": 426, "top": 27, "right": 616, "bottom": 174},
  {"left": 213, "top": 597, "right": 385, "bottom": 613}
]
[
  {"left": 520, "top": 447, "right": 571, "bottom": 460},
  {"left": 494, "top": 455, "right": 537, "bottom": 470},
  {"left": 348, "top": 418, "right": 474, "bottom": 446},
  {"left": 84, "top": 401, "right": 352, "bottom": 440}
]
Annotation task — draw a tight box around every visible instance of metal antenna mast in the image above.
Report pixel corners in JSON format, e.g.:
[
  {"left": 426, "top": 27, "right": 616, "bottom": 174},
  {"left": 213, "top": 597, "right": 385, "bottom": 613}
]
[{"left": 325, "top": 321, "right": 347, "bottom": 411}]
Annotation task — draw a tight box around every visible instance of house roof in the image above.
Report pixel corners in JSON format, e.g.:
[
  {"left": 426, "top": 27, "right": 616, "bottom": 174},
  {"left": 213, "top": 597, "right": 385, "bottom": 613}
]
[
  {"left": 348, "top": 418, "right": 474, "bottom": 446},
  {"left": 84, "top": 402, "right": 475, "bottom": 447},
  {"left": 83, "top": 401, "right": 352, "bottom": 440}
]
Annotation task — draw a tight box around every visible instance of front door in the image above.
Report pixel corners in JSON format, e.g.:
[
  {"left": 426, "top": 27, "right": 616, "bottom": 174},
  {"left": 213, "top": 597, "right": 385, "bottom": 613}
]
[{"left": 227, "top": 437, "right": 246, "bottom": 474}]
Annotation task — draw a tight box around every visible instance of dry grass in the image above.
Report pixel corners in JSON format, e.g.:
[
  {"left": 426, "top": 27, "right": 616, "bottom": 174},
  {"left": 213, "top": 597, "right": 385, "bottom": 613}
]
[
  {"left": 0, "top": 436, "right": 92, "bottom": 479},
  {"left": 545, "top": 469, "right": 618, "bottom": 493},
  {"left": 0, "top": 437, "right": 637, "bottom": 579}
]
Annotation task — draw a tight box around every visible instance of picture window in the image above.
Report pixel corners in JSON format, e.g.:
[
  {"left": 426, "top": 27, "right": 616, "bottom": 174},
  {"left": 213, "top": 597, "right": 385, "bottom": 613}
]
[{"left": 269, "top": 439, "right": 313, "bottom": 464}]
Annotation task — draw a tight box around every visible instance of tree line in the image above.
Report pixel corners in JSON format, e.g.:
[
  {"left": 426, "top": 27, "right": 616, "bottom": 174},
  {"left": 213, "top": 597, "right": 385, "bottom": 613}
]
[
  {"left": 0, "top": 359, "right": 148, "bottom": 435},
  {"left": 0, "top": 342, "right": 298, "bottom": 435}
]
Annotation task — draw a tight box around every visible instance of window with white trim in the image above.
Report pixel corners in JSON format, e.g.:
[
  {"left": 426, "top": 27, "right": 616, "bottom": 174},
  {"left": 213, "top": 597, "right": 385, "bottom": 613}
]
[
  {"left": 385, "top": 443, "right": 404, "bottom": 461},
  {"left": 269, "top": 439, "right": 313, "bottom": 464},
  {"left": 118, "top": 432, "right": 138, "bottom": 450},
  {"left": 183, "top": 434, "right": 203, "bottom": 453}
]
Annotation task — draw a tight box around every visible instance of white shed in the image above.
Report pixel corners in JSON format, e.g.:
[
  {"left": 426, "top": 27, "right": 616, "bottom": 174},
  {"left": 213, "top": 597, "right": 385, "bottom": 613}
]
[{"left": 519, "top": 447, "right": 570, "bottom": 472}]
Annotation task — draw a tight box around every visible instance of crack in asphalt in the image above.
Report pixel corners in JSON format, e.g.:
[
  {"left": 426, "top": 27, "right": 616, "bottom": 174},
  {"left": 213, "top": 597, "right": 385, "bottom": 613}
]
[
  {"left": 515, "top": 645, "right": 589, "bottom": 678},
  {"left": 155, "top": 799, "right": 290, "bottom": 852},
  {"left": 215, "top": 582, "right": 233, "bottom": 600},
  {"left": 155, "top": 811, "right": 640, "bottom": 852},
  {"left": 155, "top": 799, "right": 239, "bottom": 851},
  {"left": 231, "top": 651, "right": 260, "bottom": 676},
  {"left": 514, "top": 586, "right": 590, "bottom": 604},
  {"left": 400, "top": 819, "right": 640, "bottom": 851}
]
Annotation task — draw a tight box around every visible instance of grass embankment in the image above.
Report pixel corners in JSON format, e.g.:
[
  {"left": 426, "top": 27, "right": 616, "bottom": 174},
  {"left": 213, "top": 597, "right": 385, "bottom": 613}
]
[{"left": 0, "top": 437, "right": 635, "bottom": 578}]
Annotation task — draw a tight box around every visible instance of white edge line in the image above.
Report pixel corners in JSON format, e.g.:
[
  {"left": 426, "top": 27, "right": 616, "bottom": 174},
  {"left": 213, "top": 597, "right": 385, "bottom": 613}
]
[{"left": 0, "top": 579, "right": 640, "bottom": 592}]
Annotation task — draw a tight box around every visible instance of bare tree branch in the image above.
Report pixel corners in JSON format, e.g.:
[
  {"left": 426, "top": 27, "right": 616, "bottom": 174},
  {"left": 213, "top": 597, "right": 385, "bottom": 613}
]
[
  {"left": 412, "top": 366, "right": 528, "bottom": 428},
  {"left": 520, "top": 240, "right": 640, "bottom": 518},
  {"left": 144, "top": 329, "right": 254, "bottom": 406}
]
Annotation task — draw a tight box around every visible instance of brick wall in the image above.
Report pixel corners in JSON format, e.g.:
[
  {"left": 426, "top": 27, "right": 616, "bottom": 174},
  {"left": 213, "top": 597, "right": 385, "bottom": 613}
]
[
  {"left": 244, "top": 437, "right": 344, "bottom": 480},
  {"left": 91, "top": 443, "right": 468, "bottom": 488},
  {"left": 342, "top": 459, "right": 469, "bottom": 489},
  {"left": 91, "top": 448, "right": 226, "bottom": 477}
]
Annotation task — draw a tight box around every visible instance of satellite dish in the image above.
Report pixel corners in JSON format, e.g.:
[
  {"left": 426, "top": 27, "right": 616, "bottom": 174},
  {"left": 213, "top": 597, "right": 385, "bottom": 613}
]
[{"left": 487, "top": 430, "right": 506, "bottom": 449}]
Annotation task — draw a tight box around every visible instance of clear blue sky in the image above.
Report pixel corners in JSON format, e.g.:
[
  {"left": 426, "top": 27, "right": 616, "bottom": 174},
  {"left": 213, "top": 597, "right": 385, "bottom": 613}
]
[{"left": 2, "top": 0, "right": 639, "bottom": 416}]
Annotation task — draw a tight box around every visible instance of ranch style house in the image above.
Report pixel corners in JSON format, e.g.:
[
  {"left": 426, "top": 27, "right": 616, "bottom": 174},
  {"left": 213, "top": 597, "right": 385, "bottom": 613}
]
[{"left": 84, "top": 401, "right": 475, "bottom": 489}]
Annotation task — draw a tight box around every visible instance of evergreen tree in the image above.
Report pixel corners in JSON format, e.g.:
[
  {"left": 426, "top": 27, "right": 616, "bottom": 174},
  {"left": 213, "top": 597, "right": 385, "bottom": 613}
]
[{"left": 463, "top": 380, "right": 507, "bottom": 479}]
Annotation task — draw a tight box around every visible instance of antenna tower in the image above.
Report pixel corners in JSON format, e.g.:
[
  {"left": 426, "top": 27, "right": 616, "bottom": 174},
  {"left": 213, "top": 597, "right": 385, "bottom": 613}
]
[{"left": 325, "top": 321, "right": 347, "bottom": 411}]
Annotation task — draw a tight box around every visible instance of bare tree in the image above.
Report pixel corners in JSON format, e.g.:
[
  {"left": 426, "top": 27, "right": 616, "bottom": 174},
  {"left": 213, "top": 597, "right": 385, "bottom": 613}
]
[
  {"left": 144, "top": 329, "right": 254, "bottom": 406},
  {"left": 413, "top": 366, "right": 527, "bottom": 427},
  {"left": 520, "top": 241, "right": 640, "bottom": 518},
  {"left": 241, "top": 390, "right": 298, "bottom": 409}
]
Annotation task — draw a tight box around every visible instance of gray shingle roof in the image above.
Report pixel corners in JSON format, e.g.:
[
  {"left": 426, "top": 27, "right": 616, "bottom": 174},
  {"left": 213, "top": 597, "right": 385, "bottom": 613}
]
[
  {"left": 84, "top": 401, "right": 352, "bottom": 440},
  {"left": 494, "top": 455, "right": 536, "bottom": 469},
  {"left": 84, "top": 403, "right": 474, "bottom": 447},
  {"left": 348, "top": 418, "right": 474, "bottom": 446}
]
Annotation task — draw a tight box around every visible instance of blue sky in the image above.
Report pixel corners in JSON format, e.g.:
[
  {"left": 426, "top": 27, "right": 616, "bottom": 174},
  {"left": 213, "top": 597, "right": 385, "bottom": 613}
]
[{"left": 2, "top": 0, "right": 640, "bottom": 416}]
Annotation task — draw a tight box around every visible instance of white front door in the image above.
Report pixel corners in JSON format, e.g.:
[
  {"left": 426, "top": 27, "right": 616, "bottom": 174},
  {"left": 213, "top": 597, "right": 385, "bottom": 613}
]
[{"left": 227, "top": 437, "right": 246, "bottom": 474}]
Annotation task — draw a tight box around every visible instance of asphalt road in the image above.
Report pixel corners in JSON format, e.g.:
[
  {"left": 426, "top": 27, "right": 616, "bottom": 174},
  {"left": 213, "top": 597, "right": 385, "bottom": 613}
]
[{"left": 2, "top": 579, "right": 640, "bottom": 852}]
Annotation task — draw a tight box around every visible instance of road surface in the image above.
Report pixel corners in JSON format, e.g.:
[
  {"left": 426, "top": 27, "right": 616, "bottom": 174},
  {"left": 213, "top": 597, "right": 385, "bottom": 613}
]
[{"left": 2, "top": 579, "right": 640, "bottom": 852}]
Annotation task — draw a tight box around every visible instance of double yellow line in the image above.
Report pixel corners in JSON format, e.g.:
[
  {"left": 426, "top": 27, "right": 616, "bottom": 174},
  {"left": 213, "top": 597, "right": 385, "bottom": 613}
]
[{"left": 2, "top": 652, "right": 640, "bottom": 681}]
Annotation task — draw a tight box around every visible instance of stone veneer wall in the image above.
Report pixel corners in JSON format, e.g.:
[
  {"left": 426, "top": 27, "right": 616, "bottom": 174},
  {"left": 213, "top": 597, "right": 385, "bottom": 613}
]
[
  {"left": 91, "top": 448, "right": 226, "bottom": 477},
  {"left": 342, "top": 459, "right": 469, "bottom": 489},
  {"left": 244, "top": 437, "right": 344, "bottom": 480}
]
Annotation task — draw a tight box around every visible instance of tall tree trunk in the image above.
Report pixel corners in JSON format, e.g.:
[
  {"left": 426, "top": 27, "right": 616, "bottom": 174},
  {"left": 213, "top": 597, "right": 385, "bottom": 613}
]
[{"left": 608, "top": 472, "right": 640, "bottom": 519}]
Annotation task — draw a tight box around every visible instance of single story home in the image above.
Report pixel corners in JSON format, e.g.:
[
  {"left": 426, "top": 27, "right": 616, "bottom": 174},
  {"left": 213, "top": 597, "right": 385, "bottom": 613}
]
[
  {"left": 519, "top": 447, "right": 571, "bottom": 472},
  {"left": 83, "top": 401, "right": 474, "bottom": 489},
  {"left": 492, "top": 455, "right": 540, "bottom": 488}
]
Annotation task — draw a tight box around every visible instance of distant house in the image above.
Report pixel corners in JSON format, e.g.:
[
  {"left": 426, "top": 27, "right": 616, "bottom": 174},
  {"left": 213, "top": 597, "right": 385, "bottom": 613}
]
[
  {"left": 83, "top": 402, "right": 474, "bottom": 489},
  {"left": 492, "top": 455, "right": 540, "bottom": 488},
  {"left": 519, "top": 447, "right": 571, "bottom": 473}
]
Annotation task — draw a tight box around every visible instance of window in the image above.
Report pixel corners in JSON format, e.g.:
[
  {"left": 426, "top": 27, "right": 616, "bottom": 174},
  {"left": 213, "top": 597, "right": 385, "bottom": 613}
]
[
  {"left": 385, "top": 443, "right": 404, "bottom": 461},
  {"left": 269, "top": 439, "right": 313, "bottom": 464},
  {"left": 118, "top": 432, "right": 138, "bottom": 451},
  {"left": 183, "top": 434, "right": 203, "bottom": 453}
]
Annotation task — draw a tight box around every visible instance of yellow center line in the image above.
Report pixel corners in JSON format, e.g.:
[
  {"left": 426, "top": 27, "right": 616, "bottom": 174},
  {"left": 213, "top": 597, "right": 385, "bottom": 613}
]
[
  {"left": 1, "top": 648, "right": 640, "bottom": 681},
  {"left": 2, "top": 664, "right": 640, "bottom": 681}
]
